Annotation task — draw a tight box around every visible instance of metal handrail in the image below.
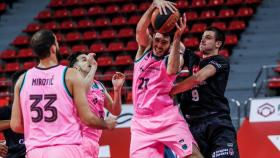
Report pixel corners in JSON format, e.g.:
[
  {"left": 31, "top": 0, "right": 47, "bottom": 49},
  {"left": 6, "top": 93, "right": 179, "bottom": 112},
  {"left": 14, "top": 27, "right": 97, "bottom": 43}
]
[
  {"left": 252, "top": 65, "right": 279, "bottom": 98},
  {"left": 230, "top": 98, "right": 241, "bottom": 129}
]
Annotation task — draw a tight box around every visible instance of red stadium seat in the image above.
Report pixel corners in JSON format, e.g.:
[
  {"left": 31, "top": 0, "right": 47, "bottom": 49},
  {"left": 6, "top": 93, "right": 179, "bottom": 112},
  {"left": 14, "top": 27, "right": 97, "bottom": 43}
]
[
  {"left": 43, "top": 21, "right": 60, "bottom": 30},
  {"left": 177, "top": 0, "right": 188, "bottom": 9},
  {"left": 225, "top": 35, "right": 238, "bottom": 45},
  {"left": 111, "top": 17, "right": 127, "bottom": 26},
  {"left": 83, "top": 31, "right": 98, "bottom": 41},
  {"left": 0, "top": 50, "right": 16, "bottom": 59},
  {"left": 23, "top": 61, "right": 37, "bottom": 70},
  {"left": 64, "top": 0, "right": 79, "bottom": 7},
  {"left": 219, "top": 49, "right": 229, "bottom": 58},
  {"left": 138, "top": 2, "right": 151, "bottom": 12},
  {"left": 77, "top": 19, "right": 94, "bottom": 29},
  {"left": 36, "top": 10, "right": 52, "bottom": 20},
  {"left": 66, "top": 32, "right": 82, "bottom": 42},
  {"left": 105, "top": 5, "right": 120, "bottom": 14},
  {"left": 54, "top": 9, "right": 69, "bottom": 19},
  {"left": 219, "top": 9, "right": 235, "bottom": 18},
  {"left": 126, "top": 90, "right": 132, "bottom": 103},
  {"left": 228, "top": 20, "right": 246, "bottom": 31},
  {"left": 190, "top": 23, "right": 207, "bottom": 33},
  {"left": 59, "top": 46, "right": 71, "bottom": 56},
  {"left": 90, "top": 43, "right": 106, "bottom": 53},
  {"left": 107, "top": 42, "right": 124, "bottom": 52},
  {"left": 200, "top": 10, "right": 216, "bottom": 20},
  {"left": 268, "top": 77, "right": 280, "bottom": 89},
  {"left": 55, "top": 33, "right": 65, "bottom": 43},
  {"left": 128, "top": 15, "right": 141, "bottom": 25},
  {"left": 183, "top": 37, "right": 199, "bottom": 48},
  {"left": 118, "top": 28, "right": 134, "bottom": 38},
  {"left": 48, "top": 0, "right": 63, "bottom": 8},
  {"left": 80, "top": 0, "right": 95, "bottom": 5},
  {"left": 18, "top": 48, "right": 34, "bottom": 58},
  {"left": 60, "top": 20, "right": 76, "bottom": 30},
  {"left": 236, "top": 7, "right": 254, "bottom": 17},
  {"left": 23, "top": 23, "right": 41, "bottom": 33},
  {"left": 244, "top": 0, "right": 261, "bottom": 5},
  {"left": 60, "top": 59, "right": 69, "bottom": 66},
  {"left": 94, "top": 71, "right": 103, "bottom": 81},
  {"left": 12, "top": 35, "right": 30, "bottom": 46},
  {"left": 211, "top": 21, "right": 227, "bottom": 30},
  {"left": 97, "top": 56, "right": 113, "bottom": 67},
  {"left": 100, "top": 29, "right": 116, "bottom": 39},
  {"left": 0, "top": 3, "right": 7, "bottom": 13},
  {"left": 226, "top": 0, "right": 243, "bottom": 6},
  {"left": 4, "top": 62, "right": 20, "bottom": 72},
  {"left": 186, "top": 11, "right": 198, "bottom": 21},
  {"left": 124, "top": 69, "right": 133, "bottom": 80},
  {"left": 94, "top": 18, "right": 110, "bottom": 27},
  {"left": 103, "top": 70, "right": 115, "bottom": 81},
  {"left": 121, "top": 4, "right": 137, "bottom": 13},
  {"left": 191, "top": 0, "right": 207, "bottom": 8},
  {"left": 0, "top": 98, "right": 9, "bottom": 107},
  {"left": 125, "top": 41, "right": 138, "bottom": 51},
  {"left": 208, "top": 0, "right": 224, "bottom": 7},
  {"left": 115, "top": 55, "right": 133, "bottom": 65},
  {"left": 72, "top": 44, "right": 89, "bottom": 53},
  {"left": 71, "top": 8, "right": 86, "bottom": 17},
  {"left": 88, "top": 6, "right": 103, "bottom": 16}
]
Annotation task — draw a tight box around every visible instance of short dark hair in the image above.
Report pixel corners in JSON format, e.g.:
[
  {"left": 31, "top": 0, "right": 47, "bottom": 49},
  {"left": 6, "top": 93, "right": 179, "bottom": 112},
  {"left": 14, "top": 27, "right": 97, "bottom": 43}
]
[
  {"left": 67, "top": 52, "right": 86, "bottom": 67},
  {"left": 30, "top": 30, "right": 56, "bottom": 59},
  {"left": 205, "top": 26, "right": 225, "bottom": 49}
]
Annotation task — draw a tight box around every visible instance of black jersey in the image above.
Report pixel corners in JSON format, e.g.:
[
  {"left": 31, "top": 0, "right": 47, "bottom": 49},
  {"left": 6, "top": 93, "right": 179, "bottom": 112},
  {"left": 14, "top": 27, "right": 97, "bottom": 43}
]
[
  {"left": 179, "top": 50, "right": 230, "bottom": 119},
  {"left": 0, "top": 106, "right": 26, "bottom": 158}
]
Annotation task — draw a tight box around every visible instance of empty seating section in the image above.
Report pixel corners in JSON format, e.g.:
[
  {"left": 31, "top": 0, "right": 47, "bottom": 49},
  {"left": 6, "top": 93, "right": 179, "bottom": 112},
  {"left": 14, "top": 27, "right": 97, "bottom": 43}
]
[{"left": 0, "top": 0, "right": 262, "bottom": 104}]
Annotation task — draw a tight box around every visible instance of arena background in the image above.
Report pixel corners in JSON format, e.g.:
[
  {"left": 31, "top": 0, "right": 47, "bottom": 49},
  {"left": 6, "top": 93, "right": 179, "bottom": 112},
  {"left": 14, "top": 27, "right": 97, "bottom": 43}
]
[{"left": 0, "top": 0, "right": 279, "bottom": 157}]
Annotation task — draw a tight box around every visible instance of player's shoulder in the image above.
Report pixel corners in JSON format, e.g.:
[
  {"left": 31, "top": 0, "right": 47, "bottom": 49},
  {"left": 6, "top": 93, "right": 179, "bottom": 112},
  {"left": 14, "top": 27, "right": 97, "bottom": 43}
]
[{"left": 211, "top": 55, "right": 229, "bottom": 63}]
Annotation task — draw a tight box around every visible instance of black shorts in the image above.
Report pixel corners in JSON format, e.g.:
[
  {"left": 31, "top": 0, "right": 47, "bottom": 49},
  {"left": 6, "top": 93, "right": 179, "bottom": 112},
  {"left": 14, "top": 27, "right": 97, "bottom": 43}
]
[{"left": 187, "top": 114, "right": 240, "bottom": 158}]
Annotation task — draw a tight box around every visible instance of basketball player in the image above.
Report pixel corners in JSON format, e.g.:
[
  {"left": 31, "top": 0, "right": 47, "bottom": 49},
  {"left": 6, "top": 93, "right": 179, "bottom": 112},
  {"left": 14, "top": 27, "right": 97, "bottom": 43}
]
[
  {"left": 0, "top": 70, "right": 26, "bottom": 158},
  {"left": 10, "top": 30, "right": 116, "bottom": 158},
  {"left": 130, "top": 0, "right": 203, "bottom": 157},
  {"left": 68, "top": 52, "right": 125, "bottom": 158},
  {"left": 171, "top": 27, "right": 240, "bottom": 158}
]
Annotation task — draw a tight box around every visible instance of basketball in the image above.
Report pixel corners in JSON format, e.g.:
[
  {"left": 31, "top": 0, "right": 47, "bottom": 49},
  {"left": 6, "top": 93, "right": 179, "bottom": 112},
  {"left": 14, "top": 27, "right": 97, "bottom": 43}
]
[{"left": 151, "top": 8, "right": 180, "bottom": 34}]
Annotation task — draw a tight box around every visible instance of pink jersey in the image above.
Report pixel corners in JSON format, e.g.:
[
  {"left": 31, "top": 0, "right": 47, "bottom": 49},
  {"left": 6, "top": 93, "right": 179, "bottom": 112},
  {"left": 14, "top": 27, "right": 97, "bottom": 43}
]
[
  {"left": 81, "top": 80, "right": 105, "bottom": 142},
  {"left": 132, "top": 51, "right": 177, "bottom": 116},
  {"left": 20, "top": 65, "right": 82, "bottom": 152}
]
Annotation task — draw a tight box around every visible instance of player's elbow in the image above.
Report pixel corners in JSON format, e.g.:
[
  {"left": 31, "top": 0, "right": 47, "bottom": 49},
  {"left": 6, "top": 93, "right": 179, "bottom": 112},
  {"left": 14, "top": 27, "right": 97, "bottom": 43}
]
[
  {"left": 10, "top": 121, "right": 23, "bottom": 133},
  {"left": 193, "top": 74, "right": 204, "bottom": 84}
]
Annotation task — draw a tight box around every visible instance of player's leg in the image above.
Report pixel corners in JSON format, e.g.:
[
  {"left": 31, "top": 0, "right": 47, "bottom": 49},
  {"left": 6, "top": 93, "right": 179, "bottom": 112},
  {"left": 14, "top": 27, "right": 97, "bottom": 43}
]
[
  {"left": 159, "top": 113, "right": 203, "bottom": 158},
  {"left": 207, "top": 116, "right": 240, "bottom": 158}
]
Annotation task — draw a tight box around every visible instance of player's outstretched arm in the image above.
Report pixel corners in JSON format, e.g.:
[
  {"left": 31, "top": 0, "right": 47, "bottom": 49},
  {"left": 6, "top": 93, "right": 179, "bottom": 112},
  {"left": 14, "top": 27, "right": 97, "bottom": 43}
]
[
  {"left": 84, "top": 53, "right": 97, "bottom": 92},
  {"left": 167, "top": 13, "right": 186, "bottom": 75},
  {"left": 104, "top": 72, "right": 125, "bottom": 116},
  {"left": 10, "top": 75, "right": 24, "bottom": 133},
  {"left": 67, "top": 68, "right": 116, "bottom": 130},
  {"left": 170, "top": 64, "right": 217, "bottom": 95}
]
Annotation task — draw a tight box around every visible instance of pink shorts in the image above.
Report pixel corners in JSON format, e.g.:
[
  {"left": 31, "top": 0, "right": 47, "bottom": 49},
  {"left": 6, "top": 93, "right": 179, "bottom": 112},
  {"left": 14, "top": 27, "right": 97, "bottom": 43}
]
[
  {"left": 26, "top": 144, "right": 84, "bottom": 158},
  {"left": 81, "top": 136, "right": 99, "bottom": 158},
  {"left": 130, "top": 106, "right": 197, "bottom": 158}
]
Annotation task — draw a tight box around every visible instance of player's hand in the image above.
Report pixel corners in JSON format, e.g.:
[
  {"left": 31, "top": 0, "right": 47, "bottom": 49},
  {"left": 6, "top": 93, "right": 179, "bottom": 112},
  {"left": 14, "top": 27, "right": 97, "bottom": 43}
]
[
  {"left": 105, "top": 117, "right": 117, "bottom": 130},
  {"left": 112, "top": 72, "right": 125, "bottom": 91},
  {"left": 88, "top": 53, "right": 97, "bottom": 71},
  {"left": 0, "top": 142, "right": 8, "bottom": 158},
  {"left": 174, "top": 13, "right": 187, "bottom": 39},
  {"left": 153, "top": 0, "right": 177, "bottom": 15}
]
